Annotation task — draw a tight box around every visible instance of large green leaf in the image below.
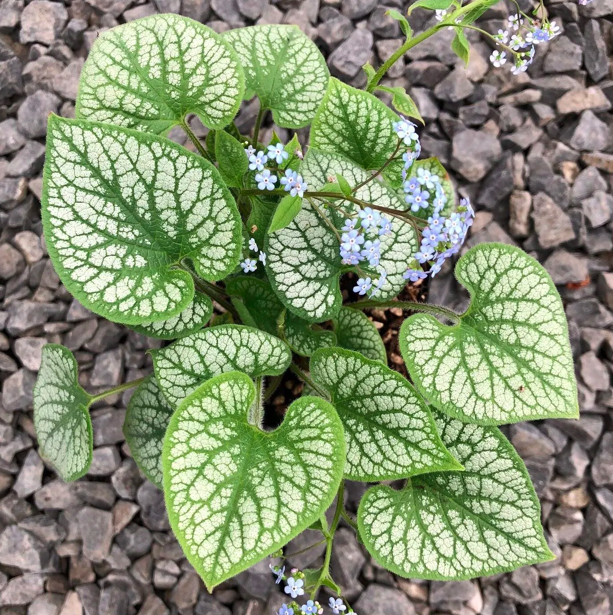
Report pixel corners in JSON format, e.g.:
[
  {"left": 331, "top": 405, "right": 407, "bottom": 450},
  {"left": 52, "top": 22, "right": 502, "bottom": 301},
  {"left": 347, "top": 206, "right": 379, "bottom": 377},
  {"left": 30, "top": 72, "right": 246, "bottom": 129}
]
[
  {"left": 358, "top": 412, "right": 554, "bottom": 579},
  {"left": 282, "top": 312, "right": 336, "bottom": 357},
  {"left": 152, "top": 324, "right": 292, "bottom": 406},
  {"left": 310, "top": 348, "right": 460, "bottom": 481},
  {"left": 310, "top": 79, "right": 400, "bottom": 170},
  {"left": 33, "top": 345, "right": 93, "bottom": 482},
  {"left": 42, "top": 117, "right": 241, "bottom": 325},
  {"left": 333, "top": 307, "right": 387, "bottom": 364},
  {"left": 76, "top": 14, "right": 244, "bottom": 134},
  {"left": 130, "top": 292, "right": 213, "bottom": 340},
  {"left": 265, "top": 149, "right": 418, "bottom": 320},
  {"left": 123, "top": 375, "right": 173, "bottom": 489},
  {"left": 163, "top": 371, "right": 345, "bottom": 590},
  {"left": 223, "top": 25, "right": 329, "bottom": 128},
  {"left": 399, "top": 244, "right": 578, "bottom": 425}
]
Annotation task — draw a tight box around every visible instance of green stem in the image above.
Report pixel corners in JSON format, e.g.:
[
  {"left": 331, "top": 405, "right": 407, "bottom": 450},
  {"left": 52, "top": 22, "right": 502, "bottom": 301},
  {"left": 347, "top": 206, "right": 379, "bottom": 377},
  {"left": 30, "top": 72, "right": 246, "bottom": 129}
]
[
  {"left": 311, "top": 481, "right": 344, "bottom": 599},
  {"left": 351, "top": 140, "right": 402, "bottom": 193},
  {"left": 252, "top": 105, "right": 267, "bottom": 147},
  {"left": 289, "top": 363, "right": 329, "bottom": 399},
  {"left": 340, "top": 508, "right": 358, "bottom": 532},
  {"left": 284, "top": 539, "right": 327, "bottom": 559},
  {"left": 182, "top": 121, "right": 214, "bottom": 163},
  {"left": 89, "top": 377, "right": 145, "bottom": 405},
  {"left": 248, "top": 376, "right": 265, "bottom": 429},
  {"left": 263, "top": 374, "right": 283, "bottom": 402},
  {"left": 351, "top": 299, "right": 460, "bottom": 323}
]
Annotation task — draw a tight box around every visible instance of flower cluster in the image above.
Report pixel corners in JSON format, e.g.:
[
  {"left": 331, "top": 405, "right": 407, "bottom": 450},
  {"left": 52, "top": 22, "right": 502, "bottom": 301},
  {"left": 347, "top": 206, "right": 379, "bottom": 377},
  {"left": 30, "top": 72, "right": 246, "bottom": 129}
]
[
  {"left": 404, "top": 197, "right": 474, "bottom": 281},
  {"left": 403, "top": 168, "right": 445, "bottom": 213},
  {"left": 281, "top": 169, "right": 308, "bottom": 198},
  {"left": 271, "top": 565, "right": 354, "bottom": 615},
  {"left": 489, "top": 15, "right": 560, "bottom": 75},
  {"left": 245, "top": 141, "right": 305, "bottom": 193},
  {"left": 241, "top": 237, "right": 266, "bottom": 273}
]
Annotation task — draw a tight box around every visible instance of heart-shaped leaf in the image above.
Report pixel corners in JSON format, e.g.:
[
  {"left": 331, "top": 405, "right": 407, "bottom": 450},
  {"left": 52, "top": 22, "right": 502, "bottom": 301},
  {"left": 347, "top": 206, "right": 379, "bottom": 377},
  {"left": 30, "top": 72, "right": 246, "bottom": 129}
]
[
  {"left": 152, "top": 324, "right": 292, "bottom": 406},
  {"left": 310, "top": 348, "right": 460, "bottom": 481},
  {"left": 400, "top": 243, "right": 578, "bottom": 425},
  {"left": 124, "top": 375, "right": 173, "bottom": 488},
  {"left": 33, "top": 345, "right": 93, "bottom": 482},
  {"left": 223, "top": 25, "right": 329, "bottom": 129},
  {"left": 310, "top": 79, "right": 400, "bottom": 170},
  {"left": 42, "top": 117, "right": 242, "bottom": 325},
  {"left": 268, "top": 195, "right": 303, "bottom": 234},
  {"left": 282, "top": 311, "right": 336, "bottom": 357},
  {"left": 265, "top": 149, "right": 418, "bottom": 320},
  {"left": 76, "top": 14, "right": 244, "bottom": 134},
  {"left": 130, "top": 292, "right": 213, "bottom": 340},
  {"left": 163, "top": 371, "right": 345, "bottom": 590},
  {"left": 358, "top": 412, "right": 554, "bottom": 579},
  {"left": 333, "top": 307, "right": 387, "bottom": 364}
]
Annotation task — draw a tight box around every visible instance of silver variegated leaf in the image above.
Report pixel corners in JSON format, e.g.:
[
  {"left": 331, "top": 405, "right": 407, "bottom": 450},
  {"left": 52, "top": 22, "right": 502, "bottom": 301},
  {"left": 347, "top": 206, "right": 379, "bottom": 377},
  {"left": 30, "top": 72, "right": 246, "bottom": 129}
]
[
  {"left": 152, "top": 324, "right": 292, "bottom": 406},
  {"left": 223, "top": 25, "right": 329, "bottom": 128},
  {"left": 42, "top": 117, "right": 241, "bottom": 325},
  {"left": 333, "top": 307, "right": 387, "bottom": 364},
  {"left": 358, "top": 412, "right": 554, "bottom": 579},
  {"left": 283, "top": 311, "right": 336, "bottom": 357},
  {"left": 33, "top": 345, "right": 93, "bottom": 481},
  {"left": 163, "top": 371, "right": 345, "bottom": 589},
  {"left": 76, "top": 14, "right": 244, "bottom": 134},
  {"left": 310, "top": 348, "right": 460, "bottom": 481},
  {"left": 123, "top": 375, "right": 173, "bottom": 488},
  {"left": 400, "top": 244, "right": 579, "bottom": 424}
]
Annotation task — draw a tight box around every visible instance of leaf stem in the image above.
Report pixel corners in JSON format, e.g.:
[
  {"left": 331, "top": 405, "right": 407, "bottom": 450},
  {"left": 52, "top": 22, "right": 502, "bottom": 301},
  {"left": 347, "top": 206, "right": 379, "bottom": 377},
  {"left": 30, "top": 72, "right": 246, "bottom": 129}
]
[
  {"left": 289, "top": 363, "right": 329, "bottom": 400},
  {"left": 248, "top": 376, "right": 265, "bottom": 429},
  {"left": 89, "top": 377, "right": 145, "bottom": 405},
  {"left": 351, "top": 299, "right": 460, "bottom": 323},
  {"left": 252, "top": 104, "right": 267, "bottom": 148},
  {"left": 182, "top": 120, "right": 214, "bottom": 163},
  {"left": 340, "top": 508, "right": 358, "bottom": 532},
  {"left": 263, "top": 373, "right": 283, "bottom": 402},
  {"left": 284, "top": 539, "right": 327, "bottom": 559}
]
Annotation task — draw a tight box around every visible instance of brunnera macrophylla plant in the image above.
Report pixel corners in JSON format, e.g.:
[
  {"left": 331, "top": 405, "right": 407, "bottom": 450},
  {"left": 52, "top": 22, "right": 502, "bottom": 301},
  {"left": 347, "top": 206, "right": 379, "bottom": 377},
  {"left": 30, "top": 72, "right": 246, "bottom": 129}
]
[{"left": 33, "top": 7, "right": 581, "bottom": 614}]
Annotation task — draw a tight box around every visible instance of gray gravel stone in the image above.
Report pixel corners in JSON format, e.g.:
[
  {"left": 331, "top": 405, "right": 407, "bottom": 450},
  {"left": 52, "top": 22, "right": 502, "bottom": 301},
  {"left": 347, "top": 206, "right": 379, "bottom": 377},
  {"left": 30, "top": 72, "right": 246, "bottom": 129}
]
[
  {"left": 341, "top": 0, "right": 377, "bottom": 19},
  {"left": 568, "top": 111, "right": 611, "bottom": 152},
  {"left": 13, "top": 448, "right": 43, "bottom": 498},
  {"left": 531, "top": 192, "right": 575, "bottom": 249},
  {"left": 17, "top": 90, "right": 61, "bottom": 139},
  {"left": 583, "top": 20, "right": 608, "bottom": 82},
  {"left": 355, "top": 584, "right": 416, "bottom": 615},
  {"left": 0, "top": 39, "right": 23, "bottom": 101},
  {"left": 137, "top": 481, "right": 170, "bottom": 531},
  {"left": 0, "top": 119, "right": 26, "bottom": 156},
  {"left": 579, "top": 351, "right": 609, "bottom": 391},
  {"left": 450, "top": 129, "right": 501, "bottom": 182},
  {"left": 78, "top": 507, "right": 114, "bottom": 563},
  {"left": 19, "top": 1, "right": 68, "bottom": 45},
  {"left": 0, "top": 243, "right": 25, "bottom": 280},
  {"left": 328, "top": 28, "right": 373, "bottom": 79},
  {"left": 543, "top": 250, "right": 589, "bottom": 285},
  {"left": 0, "top": 525, "right": 50, "bottom": 571},
  {"left": 597, "top": 271, "right": 613, "bottom": 309},
  {"left": 582, "top": 191, "right": 612, "bottom": 228},
  {"left": 2, "top": 368, "right": 36, "bottom": 411},
  {"left": 544, "top": 36, "right": 583, "bottom": 73},
  {"left": 434, "top": 66, "right": 474, "bottom": 103}
]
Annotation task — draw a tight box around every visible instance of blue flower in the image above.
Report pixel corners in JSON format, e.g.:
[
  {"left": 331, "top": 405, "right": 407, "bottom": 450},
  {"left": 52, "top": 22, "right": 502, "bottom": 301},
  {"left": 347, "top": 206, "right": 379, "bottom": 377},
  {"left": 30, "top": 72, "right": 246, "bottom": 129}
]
[
  {"left": 416, "top": 167, "right": 439, "bottom": 190},
  {"left": 259, "top": 251, "right": 267, "bottom": 265},
  {"left": 527, "top": 27, "right": 550, "bottom": 44},
  {"left": 429, "top": 258, "right": 444, "bottom": 277},
  {"left": 301, "top": 601, "right": 318, "bottom": 615},
  {"left": 249, "top": 238, "right": 258, "bottom": 252},
  {"left": 341, "top": 218, "right": 357, "bottom": 232},
  {"left": 353, "top": 277, "right": 372, "bottom": 295},
  {"left": 428, "top": 214, "right": 446, "bottom": 232},
  {"left": 361, "top": 239, "right": 381, "bottom": 267},
  {"left": 403, "top": 151, "right": 417, "bottom": 170},
  {"left": 245, "top": 145, "right": 256, "bottom": 158},
  {"left": 370, "top": 268, "right": 388, "bottom": 297},
  {"left": 358, "top": 207, "right": 381, "bottom": 229},
  {"left": 340, "top": 249, "right": 362, "bottom": 265},
  {"left": 432, "top": 184, "right": 447, "bottom": 213},
  {"left": 249, "top": 151, "right": 268, "bottom": 171},
  {"left": 379, "top": 217, "right": 393, "bottom": 236},
  {"left": 270, "top": 564, "right": 285, "bottom": 584},
  {"left": 278, "top": 605, "right": 294, "bottom": 615},
  {"left": 403, "top": 177, "right": 420, "bottom": 193},
  {"left": 281, "top": 169, "right": 297, "bottom": 191},
  {"left": 329, "top": 598, "right": 347, "bottom": 614},
  {"left": 290, "top": 175, "right": 307, "bottom": 198},
  {"left": 267, "top": 143, "right": 289, "bottom": 164},
  {"left": 415, "top": 244, "right": 435, "bottom": 263},
  {"left": 284, "top": 577, "right": 304, "bottom": 599},
  {"left": 422, "top": 227, "right": 442, "bottom": 247},
  {"left": 341, "top": 229, "right": 364, "bottom": 253},
  {"left": 406, "top": 188, "right": 430, "bottom": 212},
  {"left": 393, "top": 117, "right": 419, "bottom": 146},
  {"left": 404, "top": 268, "right": 428, "bottom": 282},
  {"left": 255, "top": 169, "right": 277, "bottom": 191},
  {"left": 241, "top": 258, "right": 257, "bottom": 273}
]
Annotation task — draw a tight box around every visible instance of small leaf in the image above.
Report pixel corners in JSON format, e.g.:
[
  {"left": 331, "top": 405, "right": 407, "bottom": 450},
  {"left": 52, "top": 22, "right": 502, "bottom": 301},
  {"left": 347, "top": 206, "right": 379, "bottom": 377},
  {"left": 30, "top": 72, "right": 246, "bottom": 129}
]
[
  {"left": 215, "top": 130, "right": 249, "bottom": 188},
  {"left": 310, "top": 348, "right": 460, "bottom": 481},
  {"left": 282, "top": 311, "right": 336, "bottom": 357},
  {"left": 123, "top": 375, "right": 173, "bottom": 489},
  {"left": 358, "top": 412, "right": 554, "bottom": 579},
  {"left": 152, "top": 324, "right": 292, "bottom": 406},
  {"left": 337, "top": 175, "right": 352, "bottom": 197},
  {"left": 460, "top": 0, "right": 499, "bottom": 25},
  {"left": 76, "top": 14, "right": 244, "bottom": 134},
  {"left": 363, "top": 62, "right": 377, "bottom": 86},
  {"left": 310, "top": 79, "right": 400, "bottom": 170},
  {"left": 451, "top": 29, "right": 470, "bottom": 65},
  {"left": 386, "top": 9, "right": 413, "bottom": 39},
  {"left": 225, "top": 277, "right": 283, "bottom": 335},
  {"left": 163, "top": 371, "right": 345, "bottom": 590},
  {"left": 408, "top": 0, "right": 455, "bottom": 14},
  {"left": 247, "top": 196, "right": 277, "bottom": 245},
  {"left": 223, "top": 25, "right": 329, "bottom": 128},
  {"left": 268, "top": 196, "right": 303, "bottom": 234},
  {"left": 130, "top": 292, "right": 213, "bottom": 340},
  {"left": 333, "top": 307, "right": 387, "bottom": 364},
  {"left": 376, "top": 86, "right": 424, "bottom": 124},
  {"left": 42, "top": 117, "right": 242, "bottom": 325},
  {"left": 399, "top": 243, "right": 579, "bottom": 425},
  {"left": 33, "top": 345, "right": 93, "bottom": 482}
]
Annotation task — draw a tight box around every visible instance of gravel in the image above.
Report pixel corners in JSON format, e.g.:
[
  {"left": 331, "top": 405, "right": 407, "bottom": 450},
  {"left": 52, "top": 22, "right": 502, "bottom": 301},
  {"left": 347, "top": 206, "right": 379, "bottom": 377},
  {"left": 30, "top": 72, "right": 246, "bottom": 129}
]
[{"left": 1, "top": 1, "right": 613, "bottom": 614}]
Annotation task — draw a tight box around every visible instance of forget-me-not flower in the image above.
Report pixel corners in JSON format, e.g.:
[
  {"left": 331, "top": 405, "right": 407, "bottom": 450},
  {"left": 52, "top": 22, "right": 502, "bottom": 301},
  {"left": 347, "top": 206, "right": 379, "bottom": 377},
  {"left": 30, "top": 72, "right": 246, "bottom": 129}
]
[
  {"left": 249, "top": 151, "right": 268, "bottom": 171},
  {"left": 284, "top": 577, "right": 304, "bottom": 599},
  {"left": 341, "top": 229, "right": 365, "bottom": 253},
  {"left": 267, "top": 143, "right": 289, "bottom": 164},
  {"left": 353, "top": 277, "right": 372, "bottom": 295},
  {"left": 329, "top": 598, "right": 346, "bottom": 615},
  {"left": 241, "top": 258, "right": 257, "bottom": 273},
  {"left": 255, "top": 169, "right": 277, "bottom": 191}
]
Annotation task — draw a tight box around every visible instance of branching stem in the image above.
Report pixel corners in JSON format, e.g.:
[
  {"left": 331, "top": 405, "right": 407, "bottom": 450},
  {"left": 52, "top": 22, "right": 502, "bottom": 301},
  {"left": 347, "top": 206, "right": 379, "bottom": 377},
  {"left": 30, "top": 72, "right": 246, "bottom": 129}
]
[
  {"left": 252, "top": 105, "right": 267, "bottom": 147},
  {"left": 89, "top": 377, "right": 145, "bottom": 405},
  {"left": 352, "top": 299, "right": 460, "bottom": 323},
  {"left": 289, "top": 363, "right": 329, "bottom": 399},
  {"left": 182, "top": 120, "right": 214, "bottom": 163}
]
